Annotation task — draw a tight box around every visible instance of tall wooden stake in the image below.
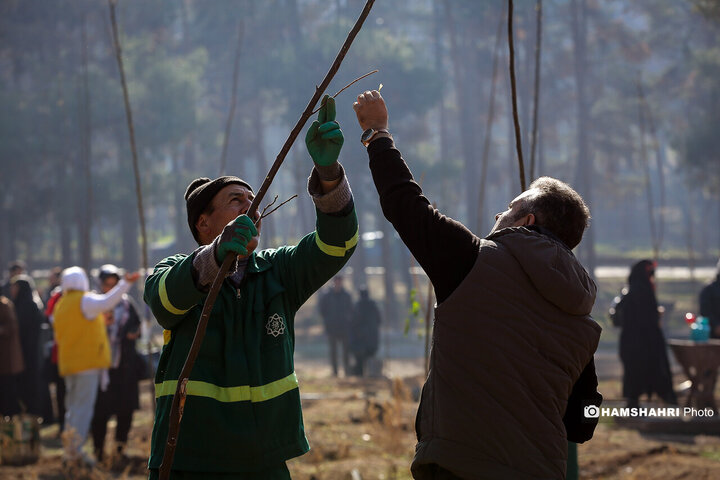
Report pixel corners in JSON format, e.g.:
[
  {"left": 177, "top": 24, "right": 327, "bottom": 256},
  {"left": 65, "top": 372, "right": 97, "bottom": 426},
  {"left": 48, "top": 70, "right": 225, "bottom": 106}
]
[
  {"left": 219, "top": 20, "right": 245, "bottom": 176},
  {"left": 508, "top": 0, "right": 527, "bottom": 192},
  {"left": 477, "top": 5, "right": 505, "bottom": 232},
  {"left": 639, "top": 78, "right": 666, "bottom": 257},
  {"left": 637, "top": 75, "right": 659, "bottom": 261},
  {"left": 423, "top": 276, "right": 434, "bottom": 377},
  {"left": 158, "top": 2, "right": 376, "bottom": 478},
  {"left": 108, "top": 0, "right": 154, "bottom": 413},
  {"left": 80, "top": 13, "right": 93, "bottom": 272},
  {"left": 529, "top": 0, "right": 542, "bottom": 181},
  {"left": 108, "top": 0, "right": 148, "bottom": 275}
]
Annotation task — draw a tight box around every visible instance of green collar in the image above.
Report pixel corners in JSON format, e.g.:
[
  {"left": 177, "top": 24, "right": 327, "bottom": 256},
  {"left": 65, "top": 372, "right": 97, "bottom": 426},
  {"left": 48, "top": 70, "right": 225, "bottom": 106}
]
[{"left": 246, "top": 250, "right": 273, "bottom": 274}]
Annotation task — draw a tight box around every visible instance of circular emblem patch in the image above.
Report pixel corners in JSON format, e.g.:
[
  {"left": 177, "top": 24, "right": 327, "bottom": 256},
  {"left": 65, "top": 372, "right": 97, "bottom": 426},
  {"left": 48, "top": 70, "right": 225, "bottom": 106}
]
[{"left": 266, "top": 313, "right": 286, "bottom": 337}]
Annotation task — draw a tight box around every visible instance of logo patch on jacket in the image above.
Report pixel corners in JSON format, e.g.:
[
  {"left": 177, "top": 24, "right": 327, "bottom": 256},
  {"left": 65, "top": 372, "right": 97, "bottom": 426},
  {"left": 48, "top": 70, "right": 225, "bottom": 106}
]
[{"left": 266, "top": 313, "right": 286, "bottom": 337}]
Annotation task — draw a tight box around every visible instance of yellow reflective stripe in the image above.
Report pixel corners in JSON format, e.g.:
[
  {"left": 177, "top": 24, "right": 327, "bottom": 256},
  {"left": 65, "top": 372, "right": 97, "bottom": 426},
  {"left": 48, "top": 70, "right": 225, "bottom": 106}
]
[
  {"left": 155, "top": 372, "right": 299, "bottom": 403},
  {"left": 249, "top": 372, "right": 298, "bottom": 402},
  {"left": 163, "top": 330, "right": 172, "bottom": 345},
  {"left": 159, "top": 269, "right": 190, "bottom": 315},
  {"left": 314, "top": 227, "right": 359, "bottom": 257}
]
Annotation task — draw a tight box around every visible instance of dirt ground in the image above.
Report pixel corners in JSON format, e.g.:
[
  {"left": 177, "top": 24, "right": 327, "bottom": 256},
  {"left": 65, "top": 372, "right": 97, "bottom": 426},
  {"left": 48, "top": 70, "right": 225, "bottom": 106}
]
[{"left": 1, "top": 358, "right": 719, "bottom": 480}]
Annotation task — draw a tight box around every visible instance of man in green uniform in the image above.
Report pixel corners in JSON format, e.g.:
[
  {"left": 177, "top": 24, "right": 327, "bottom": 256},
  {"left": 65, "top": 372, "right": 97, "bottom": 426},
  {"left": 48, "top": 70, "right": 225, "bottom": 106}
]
[{"left": 144, "top": 97, "right": 357, "bottom": 479}]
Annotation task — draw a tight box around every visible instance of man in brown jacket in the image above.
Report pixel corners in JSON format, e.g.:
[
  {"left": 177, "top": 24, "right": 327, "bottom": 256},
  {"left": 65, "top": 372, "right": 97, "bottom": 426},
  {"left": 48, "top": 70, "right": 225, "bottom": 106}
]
[
  {"left": 353, "top": 90, "right": 602, "bottom": 479},
  {"left": 0, "top": 295, "right": 25, "bottom": 416}
]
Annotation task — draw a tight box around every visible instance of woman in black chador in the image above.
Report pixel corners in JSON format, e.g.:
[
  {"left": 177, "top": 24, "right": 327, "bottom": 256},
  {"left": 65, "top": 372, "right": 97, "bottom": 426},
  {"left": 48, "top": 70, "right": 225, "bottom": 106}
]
[
  {"left": 618, "top": 260, "right": 677, "bottom": 408},
  {"left": 10, "top": 275, "right": 51, "bottom": 417}
]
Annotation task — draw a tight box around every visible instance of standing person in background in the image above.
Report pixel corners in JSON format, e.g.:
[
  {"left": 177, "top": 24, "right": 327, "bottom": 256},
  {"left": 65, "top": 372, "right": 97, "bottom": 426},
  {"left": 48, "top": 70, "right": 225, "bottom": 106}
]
[
  {"left": 44, "top": 267, "right": 63, "bottom": 304},
  {"left": 349, "top": 286, "right": 381, "bottom": 376},
  {"left": 45, "top": 272, "right": 67, "bottom": 437},
  {"left": 318, "top": 276, "right": 353, "bottom": 377},
  {"left": 699, "top": 259, "right": 720, "bottom": 339},
  {"left": 91, "top": 264, "right": 142, "bottom": 464},
  {"left": 53, "top": 266, "right": 140, "bottom": 466},
  {"left": 0, "top": 295, "right": 25, "bottom": 416},
  {"left": 9, "top": 274, "right": 45, "bottom": 417},
  {"left": 353, "top": 90, "right": 602, "bottom": 479},
  {"left": 618, "top": 260, "right": 677, "bottom": 408},
  {"left": 2, "top": 260, "right": 26, "bottom": 297}
]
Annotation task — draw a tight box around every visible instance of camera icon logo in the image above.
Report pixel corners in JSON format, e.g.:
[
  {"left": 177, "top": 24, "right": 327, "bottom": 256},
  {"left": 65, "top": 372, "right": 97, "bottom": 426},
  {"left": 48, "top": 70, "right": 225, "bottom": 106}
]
[{"left": 584, "top": 405, "right": 600, "bottom": 418}]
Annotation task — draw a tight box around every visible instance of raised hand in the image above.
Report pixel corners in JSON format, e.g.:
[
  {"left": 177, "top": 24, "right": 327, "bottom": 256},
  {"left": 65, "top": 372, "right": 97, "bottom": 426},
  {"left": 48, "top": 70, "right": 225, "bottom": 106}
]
[
  {"left": 306, "top": 95, "right": 344, "bottom": 167},
  {"left": 215, "top": 214, "right": 259, "bottom": 262},
  {"left": 353, "top": 89, "right": 388, "bottom": 131}
]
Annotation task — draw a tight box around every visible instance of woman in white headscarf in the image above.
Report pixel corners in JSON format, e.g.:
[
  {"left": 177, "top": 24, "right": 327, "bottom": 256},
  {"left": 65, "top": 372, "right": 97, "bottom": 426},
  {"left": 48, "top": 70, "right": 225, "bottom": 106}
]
[{"left": 52, "top": 266, "right": 139, "bottom": 466}]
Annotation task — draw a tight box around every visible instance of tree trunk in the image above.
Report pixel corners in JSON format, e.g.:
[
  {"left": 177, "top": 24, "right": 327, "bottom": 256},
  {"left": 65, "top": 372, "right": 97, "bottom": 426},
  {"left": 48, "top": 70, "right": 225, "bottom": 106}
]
[
  {"left": 444, "top": 1, "right": 479, "bottom": 225},
  {"left": 477, "top": 8, "right": 504, "bottom": 233},
  {"left": 644, "top": 96, "right": 666, "bottom": 256},
  {"left": 78, "top": 14, "right": 93, "bottom": 272},
  {"left": 219, "top": 20, "right": 244, "bottom": 176},
  {"left": 380, "top": 209, "right": 397, "bottom": 330},
  {"left": 433, "top": 0, "right": 453, "bottom": 216},
  {"left": 0, "top": 209, "right": 12, "bottom": 269},
  {"left": 122, "top": 206, "right": 140, "bottom": 272},
  {"left": 351, "top": 229, "right": 368, "bottom": 290},
  {"left": 350, "top": 176, "right": 368, "bottom": 289},
  {"left": 60, "top": 219, "right": 73, "bottom": 267},
  {"left": 173, "top": 146, "right": 193, "bottom": 255},
  {"left": 570, "top": 0, "right": 596, "bottom": 275},
  {"left": 292, "top": 147, "right": 313, "bottom": 239},
  {"left": 529, "top": 0, "right": 543, "bottom": 181},
  {"left": 251, "top": 99, "right": 277, "bottom": 248},
  {"left": 506, "top": 67, "right": 517, "bottom": 198},
  {"left": 681, "top": 185, "right": 697, "bottom": 285},
  {"left": 521, "top": 6, "right": 533, "bottom": 163},
  {"left": 397, "top": 239, "right": 413, "bottom": 319},
  {"left": 433, "top": 0, "right": 450, "bottom": 176},
  {"left": 537, "top": 111, "right": 545, "bottom": 177}
]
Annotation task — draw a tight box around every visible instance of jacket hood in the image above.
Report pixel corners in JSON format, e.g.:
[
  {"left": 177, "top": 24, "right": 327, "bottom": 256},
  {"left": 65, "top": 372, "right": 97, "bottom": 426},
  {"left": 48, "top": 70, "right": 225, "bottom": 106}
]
[
  {"left": 488, "top": 226, "right": 597, "bottom": 315},
  {"left": 61, "top": 266, "right": 89, "bottom": 292}
]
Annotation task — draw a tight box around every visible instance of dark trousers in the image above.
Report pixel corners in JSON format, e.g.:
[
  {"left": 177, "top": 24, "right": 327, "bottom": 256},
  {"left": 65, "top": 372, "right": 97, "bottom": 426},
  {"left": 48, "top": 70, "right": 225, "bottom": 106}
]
[
  {"left": 0, "top": 374, "right": 20, "bottom": 416},
  {"left": 425, "top": 464, "right": 463, "bottom": 479},
  {"left": 352, "top": 353, "right": 371, "bottom": 376},
  {"left": 91, "top": 393, "right": 134, "bottom": 459},
  {"left": 328, "top": 334, "right": 349, "bottom": 376},
  {"left": 48, "top": 361, "right": 66, "bottom": 431},
  {"left": 148, "top": 462, "right": 290, "bottom": 479}
]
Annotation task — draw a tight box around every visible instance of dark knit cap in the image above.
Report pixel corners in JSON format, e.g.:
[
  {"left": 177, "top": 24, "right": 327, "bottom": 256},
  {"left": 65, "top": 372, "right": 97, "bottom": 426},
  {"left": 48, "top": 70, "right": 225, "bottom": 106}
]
[{"left": 185, "top": 176, "right": 253, "bottom": 244}]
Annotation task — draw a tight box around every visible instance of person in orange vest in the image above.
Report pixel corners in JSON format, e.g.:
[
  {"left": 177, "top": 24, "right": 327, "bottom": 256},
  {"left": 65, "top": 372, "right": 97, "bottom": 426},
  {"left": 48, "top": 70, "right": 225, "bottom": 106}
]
[{"left": 52, "top": 266, "right": 139, "bottom": 466}]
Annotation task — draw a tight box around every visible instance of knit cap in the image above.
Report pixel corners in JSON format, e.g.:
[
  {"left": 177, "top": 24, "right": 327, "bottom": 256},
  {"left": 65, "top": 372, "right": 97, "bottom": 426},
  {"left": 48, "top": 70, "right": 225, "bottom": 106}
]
[{"left": 185, "top": 176, "right": 253, "bottom": 244}]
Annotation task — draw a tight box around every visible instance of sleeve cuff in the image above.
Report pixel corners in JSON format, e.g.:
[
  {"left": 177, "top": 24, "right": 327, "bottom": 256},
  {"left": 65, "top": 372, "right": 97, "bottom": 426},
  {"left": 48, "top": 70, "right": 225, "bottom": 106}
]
[
  {"left": 308, "top": 163, "right": 353, "bottom": 214},
  {"left": 367, "top": 136, "right": 396, "bottom": 155},
  {"left": 192, "top": 239, "right": 237, "bottom": 291}
]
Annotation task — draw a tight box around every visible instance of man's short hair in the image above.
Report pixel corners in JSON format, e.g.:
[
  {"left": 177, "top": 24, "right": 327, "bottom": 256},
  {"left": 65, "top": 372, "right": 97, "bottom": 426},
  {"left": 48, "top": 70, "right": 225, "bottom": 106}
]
[
  {"left": 518, "top": 177, "right": 590, "bottom": 249},
  {"left": 8, "top": 260, "right": 26, "bottom": 274}
]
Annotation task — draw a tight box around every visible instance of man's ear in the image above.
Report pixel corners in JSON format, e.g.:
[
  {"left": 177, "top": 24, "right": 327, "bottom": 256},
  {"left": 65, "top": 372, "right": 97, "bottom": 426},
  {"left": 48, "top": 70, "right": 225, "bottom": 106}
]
[
  {"left": 522, "top": 213, "right": 536, "bottom": 226},
  {"left": 196, "top": 214, "right": 210, "bottom": 240}
]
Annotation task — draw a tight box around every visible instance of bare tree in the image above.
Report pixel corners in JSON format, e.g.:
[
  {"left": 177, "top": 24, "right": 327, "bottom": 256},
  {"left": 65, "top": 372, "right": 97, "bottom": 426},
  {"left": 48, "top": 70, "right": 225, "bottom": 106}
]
[
  {"left": 570, "top": 0, "right": 596, "bottom": 274},
  {"left": 636, "top": 76, "right": 661, "bottom": 261},
  {"left": 477, "top": 6, "right": 505, "bottom": 232},
  {"left": 529, "top": 0, "right": 543, "bottom": 181},
  {"left": 219, "top": 20, "right": 245, "bottom": 176},
  {"left": 78, "top": 13, "right": 93, "bottom": 272}
]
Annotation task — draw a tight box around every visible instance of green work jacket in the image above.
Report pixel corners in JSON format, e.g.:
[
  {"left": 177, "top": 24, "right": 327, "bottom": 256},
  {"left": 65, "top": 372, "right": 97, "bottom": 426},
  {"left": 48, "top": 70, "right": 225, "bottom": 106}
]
[{"left": 144, "top": 206, "right": 357, "bottom": 473}]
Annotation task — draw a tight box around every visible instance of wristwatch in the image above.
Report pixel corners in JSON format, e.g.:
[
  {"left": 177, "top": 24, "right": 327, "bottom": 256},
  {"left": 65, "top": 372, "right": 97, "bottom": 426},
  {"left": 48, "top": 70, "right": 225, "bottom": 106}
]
[{"left": 361, "top": 128, "right": 390, "bottom": 147}]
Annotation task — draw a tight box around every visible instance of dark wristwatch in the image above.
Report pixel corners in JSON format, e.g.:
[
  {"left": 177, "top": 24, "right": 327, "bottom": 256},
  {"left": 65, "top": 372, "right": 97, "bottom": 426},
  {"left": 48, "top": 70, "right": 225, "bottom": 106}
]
[{"left": 361, "top": 128, "right": 390, "bottom": 147}]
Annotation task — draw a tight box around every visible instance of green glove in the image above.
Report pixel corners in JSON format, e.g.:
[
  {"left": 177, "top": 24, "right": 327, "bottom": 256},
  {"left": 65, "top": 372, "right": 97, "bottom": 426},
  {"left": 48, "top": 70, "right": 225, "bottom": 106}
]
[
  {"left": 305, "top": 95, "right": 344, "bottom": 167},
  {"left": 215, "top": 214, "right": 258, "bottom": 262}
]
